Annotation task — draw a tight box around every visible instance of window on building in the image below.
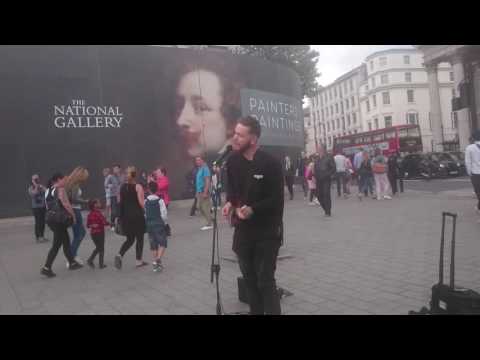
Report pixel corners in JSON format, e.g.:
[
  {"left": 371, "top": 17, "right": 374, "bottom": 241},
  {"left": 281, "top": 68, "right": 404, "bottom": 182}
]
[
  {"left": 335, "top": 104, "right": 339, "bottom": 114},
  {"left": 371, "top": 77, "right": 376, "bottom": 88},
  {"left": 368, "top": 122, "right": 372, "bottom": 131},
  {"left": 404, "top": 55, "right": 410, "bottom": 65},
  {"left": 336, "top": 118, "right": 340, "bottom": 129},
  {"left": 405, "top": 72, "right": 412, "bottom": 82},
  {"left": 339, "top": 86, "right": 343, "bottom": 98},
  {"left": 384, "top": 116, "right": 392, "bottom": 128},
  {"left": 342, "top": 117, "right": 345, "bottom": 130},
  {"left": 341, "top": 103, "right": 344, "bottom": 114},
  {"left": 381, "top": 74, "right": 389, "bottom": 84},
  {"left": 331, "top": 106, "right": 334, "bottom": 115},
  {"left": 379, "top": 56, "right": 387, "bottom": 66},
  {"left": 407, "top": 89, "right": 415, "bottom": 103},
  {"left": 312, "top": 112, "right": 316, "bottom": 122},
  {"left": 353, "top": 112, "right": 357, "bottom": 124},
  {"left": 351, "top": 96, "right": 355, "bottom": 107},
  {"left": 345, "top": 98, "right": 349, "bottom": 109},
  {"left": 347, "top": 114, "right": 351, "bottom": 126},
  {"left": 374, "top": 118, "right": 379, "bottom": 129},
  {"left": 344, "top": 82, "right": 348, "bottom": 93},
  {"left": 452, "top": 112, "right": 458, "bottom": 129},
  {"left": 372, "top": 94, "right": 377, "bottom": 107},
  {"left": 350, "top": 79, "right": 354, "bottom": 91},
  {"left": 452, "top": 88, "right": 456, "bottom": 98},
  {"left": 449, "top": 72, "right": 454, "bottom": 82},
  {"left": 365, "top": 84, "right": 369, "bottom": 92},
  {"left": 334, "top": 87, "right": 337, "bottom": 97},
  {"left": 321, "top": 109, "right": 325, "bottom": 121},
  {"left": 370, "top": 61, "right": 374, "bottom": 71},
  {"left": 327, "top": 122, "right": 330, "bottom": 131},
  {"left": 366, "top": 100, "right": 370, "bottom": 112},
  {"left": 407, "top": 112, "right": 418, "bottom": 125},
  {"left": 382, "top": 91, "right": 390, "bottom": 105}
]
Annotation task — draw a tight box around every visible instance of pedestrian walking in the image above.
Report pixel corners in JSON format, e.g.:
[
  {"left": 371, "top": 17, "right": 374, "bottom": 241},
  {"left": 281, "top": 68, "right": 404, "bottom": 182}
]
[
  {"left": 114, "top": 166, "right": 148, "bottom": 269},
  {"left": 86, "top": 199, "right": 109, "bottom": 269},
  {"left": 334, "top": 151, "right": 349, "bottom": 198},
  {"left": 465, "top": 129, "right": 480, "bottom": 220},
  {"left": 105, "top": 164, "right": 122, "bottom": 227},
  {"left": 65, "top": 167, "right": 89, "bottom": 265},
  {"left": 372, "top": 148, "right": 392, "bottom": 200},
  {"left": 313, "top": 144, "right": 336, "bottom": 217},
  {"left": 195, "top": 156, "right": 213, "bottom": 231},
  {"left": 211, "top": 162, "right": 222, "bottom": 208},
  {"left": 284, "top": 155, "right": 295, "bottom": 200},
  {"left": 188, "top": 164, "right": 198, "bottom": 217},
  {"left": 155, "top": 167, "right": 171, "bottom": 236},
  {"left": 305, "top": 160, "right": 318, "bottom": 205},
  {"left": 145, "top": 182, "right": 168, "bottom": 272},
  {"left": 297, "top": 151, "right": 308, "bottom": 200},
  {"left": 102, "top": 168, "right": 112, "bottom": 227},
  {"left": 357, "top": 151, "right": 374, "bottom": 200},
  {"left": 28, "top": 174, "right": 48, "bottom": 243},
  {"left": 41, "top": 173, "right": 83, "bottom": 278},
  {"left": 387, "top": 152, "right": 400, "bottom": 196}
]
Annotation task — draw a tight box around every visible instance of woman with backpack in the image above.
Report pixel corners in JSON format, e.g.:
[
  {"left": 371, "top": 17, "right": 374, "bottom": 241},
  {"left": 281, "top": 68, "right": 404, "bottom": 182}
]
[{"left": 41, "top": 173, "right": 83, "bottom": 278}]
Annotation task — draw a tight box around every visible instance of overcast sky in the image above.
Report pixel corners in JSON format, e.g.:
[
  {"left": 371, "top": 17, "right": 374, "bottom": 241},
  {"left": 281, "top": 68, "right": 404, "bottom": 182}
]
[{"left": 311, "top": 45, "right": 414, "bottom": 86}]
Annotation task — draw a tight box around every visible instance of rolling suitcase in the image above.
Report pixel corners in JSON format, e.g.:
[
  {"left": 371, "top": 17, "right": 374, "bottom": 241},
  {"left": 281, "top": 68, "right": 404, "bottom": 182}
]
[{"left": 429, "top": 212, "right": 480, "bottom": 314}]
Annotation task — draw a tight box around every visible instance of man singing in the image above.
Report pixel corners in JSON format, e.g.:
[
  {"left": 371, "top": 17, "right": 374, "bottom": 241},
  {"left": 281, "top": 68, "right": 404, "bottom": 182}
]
[{"left": 222, "top": 116, "right": 284, "bottom": 315}]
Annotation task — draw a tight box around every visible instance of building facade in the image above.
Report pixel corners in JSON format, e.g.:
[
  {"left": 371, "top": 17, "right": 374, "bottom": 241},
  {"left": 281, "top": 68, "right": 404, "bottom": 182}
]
[
  {"left": 308, "top": 66, "right": 363, "bottom": 152},
  {"left": 359, "top": 49, "right": 454, "bottom": 152},
  {"left": 306, "top": 48, "right": 456, "bottom": 154},
  {"left": 303, "top": 106, "right": 316, "bottom": 154},
  {"left": 416, "top": 45, "right": 480, "bottom": 151}
]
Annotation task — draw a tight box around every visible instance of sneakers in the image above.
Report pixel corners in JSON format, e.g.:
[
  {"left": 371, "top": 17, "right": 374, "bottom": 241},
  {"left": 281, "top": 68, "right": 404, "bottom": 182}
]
[
  {"left": 68, "top": 261, "right": 83, "bottom": 271},
  {"left": 87, "top": 259, "right": 95, "bottom": 268},
  {"left": 308, "top": 201, "right": 316, "bottom": 206},
  {"left": 74, "top": 256, "right": 84, "bottom": 265},
  {"left": 383, "top": 195, "right": 392, "bottom": 200},
  {"left": 40, "top": 267, "right": 56, "bottom": 278},
  {"left": 153, "top": 260, "right": 164, "bottom": 272},
  {"left": 114, "top": 255, "right": 122, "bottom": 270},
  {"left": 99, "top": 264, "right": 107, "bottom": 269},
  {"left": 36, "top": 237, "right": 49, "bottom": 243},
  {"left": 313, "top": 199, "right": 320, "bottom": 205},
  {"left": 201, "top": 225, "right": 213, "bottom": 231}
]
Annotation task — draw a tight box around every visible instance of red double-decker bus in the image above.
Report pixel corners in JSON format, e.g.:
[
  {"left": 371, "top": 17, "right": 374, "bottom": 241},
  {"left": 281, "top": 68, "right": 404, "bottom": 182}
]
[{"left": 333, "top": 124, "right": 423, "bottom": 157}]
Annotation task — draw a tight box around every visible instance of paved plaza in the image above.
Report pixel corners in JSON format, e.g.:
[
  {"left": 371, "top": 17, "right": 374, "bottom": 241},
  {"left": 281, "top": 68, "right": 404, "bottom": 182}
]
[{"left": 1, "top": 178, "right": 480, "bottom": 315}]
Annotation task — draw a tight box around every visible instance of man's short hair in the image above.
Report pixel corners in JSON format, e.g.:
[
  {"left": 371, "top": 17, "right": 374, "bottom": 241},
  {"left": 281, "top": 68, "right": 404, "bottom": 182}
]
[{"left": 238, "top": 115, "right": 261, "bottom": 138}]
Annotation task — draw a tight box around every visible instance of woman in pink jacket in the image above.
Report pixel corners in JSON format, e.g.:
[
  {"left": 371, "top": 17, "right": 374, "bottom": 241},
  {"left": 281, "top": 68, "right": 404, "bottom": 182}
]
[{"left": 155, "top": 167, "right": 170, "bottom": 208}]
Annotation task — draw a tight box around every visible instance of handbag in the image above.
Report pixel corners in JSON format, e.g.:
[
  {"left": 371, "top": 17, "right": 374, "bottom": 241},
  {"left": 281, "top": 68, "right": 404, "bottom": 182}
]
[
  {"left": 45, "top": 189, "right": 74, "bottom": 227},
  {"left": 373, "top": 162, "right": 387, "bottom": 174},
  {"left": 114, "top": 217, "right": 125, "bottom": 236}
]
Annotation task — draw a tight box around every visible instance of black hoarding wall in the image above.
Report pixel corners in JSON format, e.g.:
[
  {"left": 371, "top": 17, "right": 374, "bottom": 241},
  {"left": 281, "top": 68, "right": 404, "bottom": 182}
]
[{"left": 0, "top": 45, "right": 303, "bottom": 218}]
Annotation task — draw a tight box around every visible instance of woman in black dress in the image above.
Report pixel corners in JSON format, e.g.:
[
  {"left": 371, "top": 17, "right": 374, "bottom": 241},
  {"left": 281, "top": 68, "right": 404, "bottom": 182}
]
[{"left": 114, "top": 166, "right": 148, "bottom": 269}]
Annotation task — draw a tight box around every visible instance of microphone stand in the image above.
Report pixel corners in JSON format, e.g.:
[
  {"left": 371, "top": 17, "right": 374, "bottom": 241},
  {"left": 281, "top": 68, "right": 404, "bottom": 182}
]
[{"left": 210, "top": 163, "right": 224, "bottom": 315}]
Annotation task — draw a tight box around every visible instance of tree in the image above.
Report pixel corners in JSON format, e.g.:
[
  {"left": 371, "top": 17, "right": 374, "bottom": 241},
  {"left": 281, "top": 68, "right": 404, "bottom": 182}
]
[{"left": 236, "top": 45, "right": 320, "bottom": 98}]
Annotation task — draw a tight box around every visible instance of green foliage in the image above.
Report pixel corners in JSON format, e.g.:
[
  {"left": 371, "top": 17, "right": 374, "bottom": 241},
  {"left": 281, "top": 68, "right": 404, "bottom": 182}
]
[{"left": 237, "top": 45, "right": 320, "bottom": 98}]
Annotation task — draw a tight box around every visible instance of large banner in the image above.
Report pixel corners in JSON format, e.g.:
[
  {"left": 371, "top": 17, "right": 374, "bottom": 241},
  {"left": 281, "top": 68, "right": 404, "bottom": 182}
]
[{"left": 0, "top": 45, "right": 303, "bottom": 218}]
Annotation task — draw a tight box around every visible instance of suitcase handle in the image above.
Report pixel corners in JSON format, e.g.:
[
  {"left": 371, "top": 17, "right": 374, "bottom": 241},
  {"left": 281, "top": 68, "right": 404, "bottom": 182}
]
[{"left": 439, "top": 212, "right": 457, "bottom": 289}]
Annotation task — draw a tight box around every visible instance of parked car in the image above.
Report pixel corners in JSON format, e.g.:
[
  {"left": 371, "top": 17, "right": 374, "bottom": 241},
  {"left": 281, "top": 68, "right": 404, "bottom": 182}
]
[
  {"left": 447, "top": 151, "right": 467, "bottom": 175},
  {"left": 399, "top": 153, "right": 459, "bottom": 179}
]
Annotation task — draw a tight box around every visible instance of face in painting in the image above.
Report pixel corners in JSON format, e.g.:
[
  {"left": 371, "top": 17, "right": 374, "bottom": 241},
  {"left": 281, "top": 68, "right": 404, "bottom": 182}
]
[{"left": 176, "top": 70, "right": 227, "bottom": 157}]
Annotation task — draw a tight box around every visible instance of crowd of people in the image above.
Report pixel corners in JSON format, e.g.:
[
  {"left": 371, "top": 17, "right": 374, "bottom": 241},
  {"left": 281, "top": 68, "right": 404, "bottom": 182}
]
[
  {"left": 288, "top": 145, "right": 403, "bottom": 217},
  {"left": 31, "top": 164, "right": 173, "bottom": 278}
]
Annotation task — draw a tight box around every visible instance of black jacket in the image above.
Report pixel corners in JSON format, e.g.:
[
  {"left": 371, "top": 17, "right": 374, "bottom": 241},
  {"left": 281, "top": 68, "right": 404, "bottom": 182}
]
[
  {"left": 226, "top": 149, "right": 284, "bottom": 229},
  {"left": 314, "top": 155, "right": 336, "bottom": 181}
]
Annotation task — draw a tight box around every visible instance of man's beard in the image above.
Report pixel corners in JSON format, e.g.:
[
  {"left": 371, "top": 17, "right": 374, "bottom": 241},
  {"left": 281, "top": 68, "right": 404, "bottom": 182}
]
[{"left": 236, "top": 142, "right": 252, "bottom": 155}]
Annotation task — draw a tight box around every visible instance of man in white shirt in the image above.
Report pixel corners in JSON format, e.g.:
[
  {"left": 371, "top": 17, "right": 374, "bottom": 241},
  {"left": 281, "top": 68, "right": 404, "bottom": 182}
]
[
  {"left": 353, "top": 148, "right": 364, "bottom": 171},
  {"left": 334, "top": 151, "right": 348, "bottom": 198},
  {"left": 465, "top": 130, "right": 480, "bottom": 215}
]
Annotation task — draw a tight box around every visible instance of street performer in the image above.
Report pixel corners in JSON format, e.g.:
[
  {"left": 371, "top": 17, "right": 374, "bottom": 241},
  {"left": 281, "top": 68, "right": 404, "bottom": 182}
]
[{"left": 222, "top": 116, "right": 284, "bottom": 315}]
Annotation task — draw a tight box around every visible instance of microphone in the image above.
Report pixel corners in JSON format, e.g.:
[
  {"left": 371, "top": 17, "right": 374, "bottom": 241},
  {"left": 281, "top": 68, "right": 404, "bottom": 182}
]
[{"left": 213, "top": 145, "right": 233, "bottom": 166}]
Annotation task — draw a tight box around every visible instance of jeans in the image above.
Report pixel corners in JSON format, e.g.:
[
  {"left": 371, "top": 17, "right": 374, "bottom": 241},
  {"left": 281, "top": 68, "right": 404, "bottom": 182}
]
[
  {"left": 32, "top": 207, "right": 46, "bottom": 239},
  {"left": 45, "top": 223, "right": 74, "bottom": 269},
  {"left": 71, "top": 209, "right": 86, "bottom": 258},
  {"left": 110, "top": 196, "right": 119, "bottom": 224},
  {"left": 316, "top": 178, "right": 332, "bottom": 215},
  {"left": 471, "top": 174, "right": 480, "bottom": 210},
  {"left": 335, "top": 172, "right": 348, "bottom": 197},
  {"left": 88, "top": 233, "right": 105, "bottom": 266},
  {"left": 358, "top": 175, "right": 374, "bottom": 196},
  {"left": 119, "top": 232, "right": 145, "bottom": 261},
  {"left": 233, "top": 227, "right": 282, "bottom": 315},
  {"left": 285, "top": 176, "right": 294, "bottom": 200},
  {"left": 197, "top": 194, "right": 212, "bottom": 226}
]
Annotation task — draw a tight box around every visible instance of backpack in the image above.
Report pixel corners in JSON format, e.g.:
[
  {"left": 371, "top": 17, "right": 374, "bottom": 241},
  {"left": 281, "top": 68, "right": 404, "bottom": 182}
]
[{"left": 45, "top": 188, "right": 74, "bottom": 228}]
